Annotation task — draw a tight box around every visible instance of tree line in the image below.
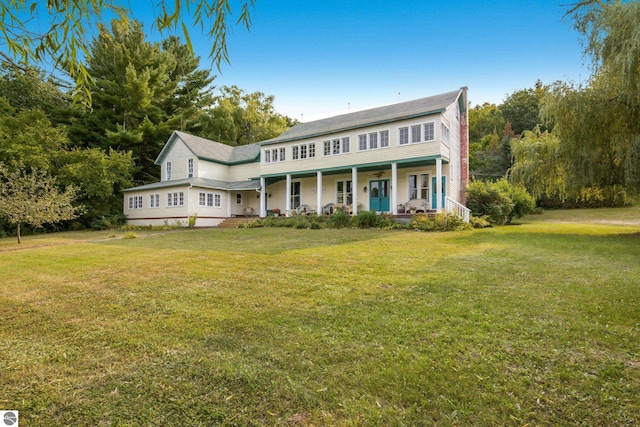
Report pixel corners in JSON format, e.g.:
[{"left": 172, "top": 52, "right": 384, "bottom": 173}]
[
  {"left": 0, "top": 16, "right": 292, "bottom": 239},
  {"left": 470, "top": 1, "right": 640, "bottom": 210},
  {"left": 1, "top": 1, "right": 639, "bottom": 239}
]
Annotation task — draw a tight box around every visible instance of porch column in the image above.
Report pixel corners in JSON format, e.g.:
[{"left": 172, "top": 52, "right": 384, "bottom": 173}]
[
  {"left": 436, "top": 157, "right": 443, "bottom": 212},
  {"left": 285, "top": 174, "right": 292, "bottom": 216},
  {"left": 316, "top": 171, "right": 323, "bottom": 216},
  {"left": 391, "top": 162, "right": 398, "bottom": 215},
  {"left": 260, "top": 177, "right": 266, "bottom": 217},
  {"left": 351, "top": 167, "right": 358, "bottom": 215}
]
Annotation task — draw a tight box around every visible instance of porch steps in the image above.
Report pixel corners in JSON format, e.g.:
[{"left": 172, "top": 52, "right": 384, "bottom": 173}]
[{"left": 217, "top": 216, "right": 257, "bottom": 228}]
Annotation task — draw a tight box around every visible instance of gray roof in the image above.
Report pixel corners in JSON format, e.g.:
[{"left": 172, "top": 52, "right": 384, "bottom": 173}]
[
  {"left": 155, "top": 131, "right": 260, "bottom": 165},
  {"left": 123, "top": 177, "right": 261, "bottom": 192},
  {"left": 261, "top": 89, "right": 464, "bottom": 145}
]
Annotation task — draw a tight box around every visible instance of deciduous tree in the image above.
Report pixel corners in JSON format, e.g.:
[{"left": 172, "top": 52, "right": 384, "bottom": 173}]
[
  {"left": 544, "top": 0, "right": 640, "bottom": 198},
  {"left": 0, "top": 163, "right": 82, "bottom": 243},
  {"left": 0, "top": 99, "right": 134, "bottom": 228},
  {"left": 196, "top": 85, "right": 293, "bottom": 145},
  {"left": 509, "top": 127, "right": 566, "bottom": 201}
]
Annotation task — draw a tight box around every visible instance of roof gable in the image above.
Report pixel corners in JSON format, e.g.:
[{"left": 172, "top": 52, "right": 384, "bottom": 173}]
[
  {"left": 155, "top": 131, "right": 260, "bottom": 166},
  {"left": 261, "top": 89, "right": 464, "bottom": 145}
]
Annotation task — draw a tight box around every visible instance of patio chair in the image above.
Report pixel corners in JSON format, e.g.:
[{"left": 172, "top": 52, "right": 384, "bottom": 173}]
[
  {"left": 406, "top": 199, "right": 427, "bottom": 213},
  {"left": 295, "top": 204, "right": 310, "bottom": 215},
  {"left": 322, "top": 203, "right": 335, "bottom": 215}
]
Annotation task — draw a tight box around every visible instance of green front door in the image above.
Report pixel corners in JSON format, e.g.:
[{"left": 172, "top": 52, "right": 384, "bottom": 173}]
[
  {"left": 431, "top": 176, "right": 446, "bottom": 209},
  {"left": 369, "top": 179, "right": 390, "bottom": 212}
]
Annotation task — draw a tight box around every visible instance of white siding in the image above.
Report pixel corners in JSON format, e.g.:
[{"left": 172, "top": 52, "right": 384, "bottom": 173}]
[
  {"left": 161, "top": 141, "right": 193, "bottom": 181},
  {"left": 124, "top": 186, "right": 191, "bottom": 226},
  {"left": 197, "top": 160, "right": 231, "bottom": 181},
  {"left": 260, "top": 115, "right": 448, "bottom": 176}
]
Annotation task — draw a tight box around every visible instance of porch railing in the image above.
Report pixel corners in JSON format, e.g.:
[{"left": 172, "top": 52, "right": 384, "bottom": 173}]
[{"left": 445, "top": 197, "right": 471, "bottom": 223}]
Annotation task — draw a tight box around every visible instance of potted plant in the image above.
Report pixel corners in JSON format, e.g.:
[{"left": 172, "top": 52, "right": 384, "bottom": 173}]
[{"left": 273, "top": 208, "right": 280, "bottom": 217}]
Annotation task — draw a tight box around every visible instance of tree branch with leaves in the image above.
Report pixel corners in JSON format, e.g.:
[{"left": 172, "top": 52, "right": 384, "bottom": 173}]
[{"left": 0, "top": 0, "right": 254, "bottom": 108}]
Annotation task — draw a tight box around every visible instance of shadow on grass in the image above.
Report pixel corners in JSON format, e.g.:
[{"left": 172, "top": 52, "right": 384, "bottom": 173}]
[{"left": 100, "top": 227, "right": 408, "bottom": 254}]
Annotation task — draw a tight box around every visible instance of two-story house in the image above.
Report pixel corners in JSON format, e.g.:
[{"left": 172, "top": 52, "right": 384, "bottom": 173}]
[{"left": 123, "top": 87, "right": 469, "bottom": 226}]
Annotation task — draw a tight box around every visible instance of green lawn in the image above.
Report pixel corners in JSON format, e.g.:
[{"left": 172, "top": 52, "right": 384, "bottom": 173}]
[{"left": 1, "top": 209, "right": 639, "bottom": 426}]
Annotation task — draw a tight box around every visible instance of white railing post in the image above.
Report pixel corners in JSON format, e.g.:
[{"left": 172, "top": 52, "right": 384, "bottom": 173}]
[{"left": 446, "top": 197, "right": 471, "bottom": 223}]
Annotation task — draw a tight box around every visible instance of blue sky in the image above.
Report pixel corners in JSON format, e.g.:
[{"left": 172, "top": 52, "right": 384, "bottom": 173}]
[{"left": 130, "top": 0, "right": 590, "bottom": 121}]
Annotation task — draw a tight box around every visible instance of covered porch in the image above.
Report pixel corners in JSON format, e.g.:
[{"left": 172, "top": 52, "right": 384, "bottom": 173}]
[{"left": 258, "top": 156, "right": 450, "bottom": 218}]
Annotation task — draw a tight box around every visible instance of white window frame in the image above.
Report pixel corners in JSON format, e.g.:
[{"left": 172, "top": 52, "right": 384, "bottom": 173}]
[
  {"left": 424, "top": 122, "right": 435, "bottom": 142},
  {"left": 322, "top": 137, "right": 349, "bottom": 157},
  {"left": 236, "top": 193, "right": 243, "bottom": 205},
  {"left": 358, "top": 134, "right": 367, "bottom": 151},
  {"left": 291, "top": 142, "right": 316, "bottom": 161},
  {"left": 408, "top": 174, "right": 430, "bottom": 201},
  {"left": 411, "top": 125, "right": 421, "bottom": 143},
  {"left": 166, "top": 161, "right": 172, "bottom": 180},
  {"left": 358, "top": 131, "right": 389, "bottom": 151},
  {"left": 187, "top": 158, "right": 194, "bottom": 178},
  {"left": 198, "top": 191, "right": 222, "bottom": 208},
  {"left": 368, "top": 132, "right": 378, "bottom": 149},
  {"left": 399, "top": 122, "right": 436, "bottom": 145},
  {"left": 336, "top": 180, "right": 353, "bottom": 205},
  {"left": 128, "top": 195, "right": 143, "bottom": 210},
  {"left": 441, "top": 123, "right": 450, "bottom": 144},
  {"left": 380, "top": 130, "right": 390, "bottom": 148},
  {"left": 263, "top": 147, "right": 285, "bottom": 164},
  {"left": 167, "top": 191, "right": 184, "bottom": 207},
  {"left": 149, "top": 194, "right": 160, "bottom": 208},
  {"left": 399, "top": 127, "right": 409, "bottom": 145}
]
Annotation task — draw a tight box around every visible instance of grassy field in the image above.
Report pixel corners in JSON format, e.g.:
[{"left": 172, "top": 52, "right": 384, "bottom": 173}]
[{"left": 1, "top": 208, "right": 639, "bottom": 426}]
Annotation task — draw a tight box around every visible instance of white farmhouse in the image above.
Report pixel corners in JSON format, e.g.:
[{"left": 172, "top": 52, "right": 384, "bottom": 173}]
[{"left": 123, "top": 88, "right": 469, "bottom": 226}]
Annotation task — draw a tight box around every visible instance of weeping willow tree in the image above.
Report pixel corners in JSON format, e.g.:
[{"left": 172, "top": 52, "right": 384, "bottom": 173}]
[
  {"left": 541, "top": 0, "right": 640, "bottom": 201},
  {"left": 509, "top": 127, "right": 566, "bottom": 201}
]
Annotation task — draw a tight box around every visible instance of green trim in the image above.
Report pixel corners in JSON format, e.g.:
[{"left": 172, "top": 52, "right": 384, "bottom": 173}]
[
  {"left": 192, "top": 156, "right": 259, "bottom": 167},
  {"left": 123, "top": 179, "right": 191, "bottom": 192},
  {"left": 154, "top": 133, "right": 180, "bottom": 165}
]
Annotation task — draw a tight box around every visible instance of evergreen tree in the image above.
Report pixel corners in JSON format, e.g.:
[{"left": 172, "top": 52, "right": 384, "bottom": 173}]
[{"left": 70, "top": 18, "right": 213, "bottom": 182}]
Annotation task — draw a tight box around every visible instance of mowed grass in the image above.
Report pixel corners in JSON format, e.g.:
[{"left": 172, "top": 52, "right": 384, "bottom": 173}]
[{"left": 1, "top": 209, "right": 639, "bottom": 426}]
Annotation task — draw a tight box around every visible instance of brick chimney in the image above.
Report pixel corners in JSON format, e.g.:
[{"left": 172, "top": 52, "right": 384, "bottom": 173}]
[{"left": 459, "top": 87, "right": 469, "bottom": 204}]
